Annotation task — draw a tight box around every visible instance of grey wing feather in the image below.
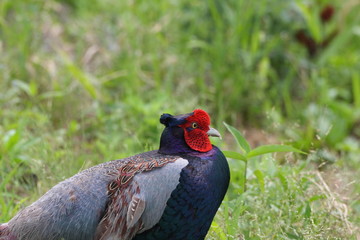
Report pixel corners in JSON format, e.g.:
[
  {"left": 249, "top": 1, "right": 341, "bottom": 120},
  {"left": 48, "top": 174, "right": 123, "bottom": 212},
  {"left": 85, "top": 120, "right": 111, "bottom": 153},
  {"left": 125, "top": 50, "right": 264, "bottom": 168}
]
[
  {"left": 7, "top": 159, "right": 126, "bottom": 240},
  {"left": 134, "top": 157, "right": 188, "bottom": 232},
  {"left": 6, "top": 151, "right": 188, "bottom": 240},
  {"left": 95, "top": 157, "right": 188, "bottom": 240}
]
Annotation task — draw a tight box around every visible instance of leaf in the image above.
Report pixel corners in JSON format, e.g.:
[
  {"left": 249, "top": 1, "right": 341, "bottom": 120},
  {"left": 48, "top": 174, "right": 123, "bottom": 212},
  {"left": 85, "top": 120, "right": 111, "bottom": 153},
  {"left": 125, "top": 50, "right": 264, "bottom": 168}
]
[
  {"left": 58, "top": 50, "right": 99, "bottom": 100},
  {"left": 308, "top": 194, "right": 326, "bottom": 202},
  {"left": 286, "top": 232, "right": 303, "bottom": 240},
  {"left": 247, "top": 144, "right": 306, "bottom": 158},
  {"left": 254, "top": 169, "right": 265, "bottom": 192},
  {"left": 277, "top": 172, "right": 288, "bottom": 191},
  {"left": 317, "top": 25, "right": 354, "bottom": 65},
  {"left": 0, "top": 164, "right": 20, "bottom": 190},
  {"left": 210, "top": 220, "right": 227, "bottom": 240},
  {"left": 223, "top": 122, "right": 251, "bottom": 154},
  {"left": 223, "top": 150, "right": 247, "bottom": 162},
  {"left": 304, "top": 202, "right": 312, "bottom": 219},
  {"left": 297, "top": 2, "right": 321, "bottom": 42},
  {"left": 2, "top": 129, "right": 19, "bottom": 153},
  {"left": 12, "top": 80, "right": 32, "bottom": 96},
  {"left": 353, "top": 73, "right": 360, "bottom": 108}
]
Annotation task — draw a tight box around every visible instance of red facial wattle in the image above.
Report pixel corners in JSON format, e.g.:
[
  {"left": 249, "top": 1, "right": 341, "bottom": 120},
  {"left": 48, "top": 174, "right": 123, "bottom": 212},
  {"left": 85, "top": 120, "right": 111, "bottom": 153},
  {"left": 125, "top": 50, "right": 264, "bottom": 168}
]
[{"left": 179, "top": 109, "right": 213, "bottom": 152}]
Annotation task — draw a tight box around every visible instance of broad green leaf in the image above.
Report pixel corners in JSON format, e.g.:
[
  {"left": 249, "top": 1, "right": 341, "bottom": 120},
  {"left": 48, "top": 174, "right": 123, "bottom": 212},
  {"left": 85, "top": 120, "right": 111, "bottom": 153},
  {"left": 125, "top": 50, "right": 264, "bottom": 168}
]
[
  {"left": 247, "top": 144, "right": 306, "bottom": 158},
  {"left": 223, "top": 122, "right": 251, "bottom": 154},
  {"left": 254, "top": 169, "right": 265, "bottom": 192},
  {"left": 223, "top": 150, "right": 247, "bottom": 162},
  {"left": 2, "top": 129, "right": 19, "bottom": 152}
]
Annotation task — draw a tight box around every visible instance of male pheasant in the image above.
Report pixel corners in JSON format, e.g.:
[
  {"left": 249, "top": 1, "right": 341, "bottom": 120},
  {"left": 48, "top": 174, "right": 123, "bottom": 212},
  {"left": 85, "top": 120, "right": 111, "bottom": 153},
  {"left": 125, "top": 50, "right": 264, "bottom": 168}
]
[{"left": 0, "top": 109, "right": 230, "bottom": 240}]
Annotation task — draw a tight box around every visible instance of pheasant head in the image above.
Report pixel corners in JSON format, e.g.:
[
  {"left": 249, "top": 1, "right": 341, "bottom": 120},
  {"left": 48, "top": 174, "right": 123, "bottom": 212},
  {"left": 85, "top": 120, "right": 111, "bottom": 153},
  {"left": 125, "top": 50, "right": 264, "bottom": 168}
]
[{"left": 159, "top": 109, "right": 221, "bottom": 154}]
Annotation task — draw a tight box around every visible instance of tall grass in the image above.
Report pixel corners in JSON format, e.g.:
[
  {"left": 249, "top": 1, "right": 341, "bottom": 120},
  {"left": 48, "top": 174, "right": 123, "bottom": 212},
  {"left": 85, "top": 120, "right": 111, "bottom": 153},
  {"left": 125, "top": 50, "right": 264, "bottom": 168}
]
[{"left": 0, "top": 0, "right": 359, "bottom": 238}]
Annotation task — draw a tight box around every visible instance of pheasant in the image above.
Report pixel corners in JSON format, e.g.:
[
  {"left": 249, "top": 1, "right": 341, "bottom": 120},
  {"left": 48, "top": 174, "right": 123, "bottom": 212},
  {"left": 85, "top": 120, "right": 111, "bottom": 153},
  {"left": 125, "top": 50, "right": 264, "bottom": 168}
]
[{"left": 0, "top": 109, "right": 230, "bottom": 240}]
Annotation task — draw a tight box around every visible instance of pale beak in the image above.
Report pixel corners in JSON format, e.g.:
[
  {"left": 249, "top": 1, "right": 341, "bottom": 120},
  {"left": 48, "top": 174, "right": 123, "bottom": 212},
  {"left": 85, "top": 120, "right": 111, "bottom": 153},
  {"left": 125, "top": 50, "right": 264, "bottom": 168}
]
[{"left": 207, "top": 127, "right": 222, "bottom": 139}]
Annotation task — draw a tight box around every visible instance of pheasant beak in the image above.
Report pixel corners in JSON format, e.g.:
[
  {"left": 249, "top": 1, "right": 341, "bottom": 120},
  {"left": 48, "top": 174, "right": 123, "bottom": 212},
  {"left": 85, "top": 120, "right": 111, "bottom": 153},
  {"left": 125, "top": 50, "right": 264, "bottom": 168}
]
[{"left": 207, "top": 127, "right": 222, "bottom": 139}]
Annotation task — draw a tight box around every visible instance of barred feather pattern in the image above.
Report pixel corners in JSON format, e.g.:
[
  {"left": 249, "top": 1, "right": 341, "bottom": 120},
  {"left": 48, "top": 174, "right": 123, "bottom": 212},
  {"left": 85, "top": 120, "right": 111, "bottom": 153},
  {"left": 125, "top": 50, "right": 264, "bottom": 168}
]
[
  {"left": 95, "top": 152, "right": 179, "bottom": 240},
  {"left": 110, "top": 155, "right": 179, "bottom": 188},
  {"left": 95, "top": 183, "right": 143, "bottom": 240},
  {"left": 2, "top": 151, "right": 180, "bottom": 240}
]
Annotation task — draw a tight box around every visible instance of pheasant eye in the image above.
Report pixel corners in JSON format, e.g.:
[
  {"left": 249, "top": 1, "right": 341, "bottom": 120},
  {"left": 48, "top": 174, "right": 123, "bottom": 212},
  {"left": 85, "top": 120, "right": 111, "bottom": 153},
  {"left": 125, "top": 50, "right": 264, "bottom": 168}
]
[{"left": 192, "top": 122, "right": 198, "bottom": 129}]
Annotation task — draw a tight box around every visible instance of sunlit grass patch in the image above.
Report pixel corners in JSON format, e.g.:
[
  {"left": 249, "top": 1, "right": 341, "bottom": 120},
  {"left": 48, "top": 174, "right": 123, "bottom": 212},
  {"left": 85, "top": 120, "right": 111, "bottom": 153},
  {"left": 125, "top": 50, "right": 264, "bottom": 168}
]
[{"left": 209, "top": 164, "right": 358, "bottom": 239}]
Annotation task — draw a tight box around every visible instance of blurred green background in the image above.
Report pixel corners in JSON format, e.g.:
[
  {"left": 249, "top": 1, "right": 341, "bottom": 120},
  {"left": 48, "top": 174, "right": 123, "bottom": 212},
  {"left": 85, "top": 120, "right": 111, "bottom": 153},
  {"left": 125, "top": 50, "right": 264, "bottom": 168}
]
[{"left": 1, "top": 0, "right": 359, "bottom": 238}]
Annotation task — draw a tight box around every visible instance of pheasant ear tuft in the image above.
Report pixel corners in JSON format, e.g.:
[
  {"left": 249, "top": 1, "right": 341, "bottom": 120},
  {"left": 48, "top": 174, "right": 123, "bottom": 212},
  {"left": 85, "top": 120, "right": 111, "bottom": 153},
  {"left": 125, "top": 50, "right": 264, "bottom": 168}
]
[{"left": 160, "top": 114, "right": 173, "bottom": 127}]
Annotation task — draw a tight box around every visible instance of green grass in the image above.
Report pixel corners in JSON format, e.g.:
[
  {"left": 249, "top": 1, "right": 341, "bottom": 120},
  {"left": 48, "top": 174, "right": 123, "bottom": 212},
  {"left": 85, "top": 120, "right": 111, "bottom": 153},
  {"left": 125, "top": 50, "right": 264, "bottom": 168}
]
[
  {"left": 209, "top": 163, "right": 357, "bottom": 239},
  {"left": 1, "top": 0, "right": 360, "bottom": 238}
]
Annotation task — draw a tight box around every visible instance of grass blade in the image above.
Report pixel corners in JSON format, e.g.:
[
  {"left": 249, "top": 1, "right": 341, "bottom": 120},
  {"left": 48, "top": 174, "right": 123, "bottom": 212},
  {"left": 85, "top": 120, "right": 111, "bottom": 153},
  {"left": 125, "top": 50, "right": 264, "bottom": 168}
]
[
  {"left": 223, "top": 122, "right": 251, "bottom": 154},
  {"left": 59, "top": 51, "right": 99, "bottom": 100},
  {"left": 353, "top": 73, "right": 360, "bottom": 108},
  {"left": 247, "top": 144, "right": 306, "bottom": 158},
  {"left": 223, "top": 150, "right": 247, "bottom": 162},
  {"left": 254, "top": 169, "right": 265, "bottom": 192}
]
